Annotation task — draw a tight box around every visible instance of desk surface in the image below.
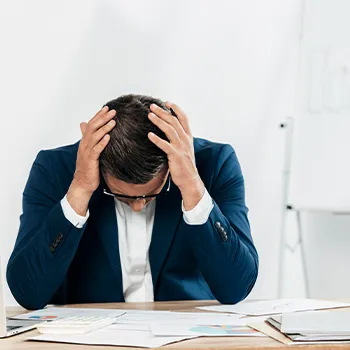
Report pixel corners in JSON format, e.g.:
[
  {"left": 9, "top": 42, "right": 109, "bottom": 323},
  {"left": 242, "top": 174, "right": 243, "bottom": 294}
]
[{"left": 1, "top": 300, "right": 349, "bottom": 350}]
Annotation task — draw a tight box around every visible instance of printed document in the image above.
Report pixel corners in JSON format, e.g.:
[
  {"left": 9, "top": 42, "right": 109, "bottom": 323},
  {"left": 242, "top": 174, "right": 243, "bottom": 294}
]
[
  {"left": 197, "top": 299, "right": 350, "bottom": 316},
  {"left": 30, "top": 327, "right": 196, "bottom": 348}
]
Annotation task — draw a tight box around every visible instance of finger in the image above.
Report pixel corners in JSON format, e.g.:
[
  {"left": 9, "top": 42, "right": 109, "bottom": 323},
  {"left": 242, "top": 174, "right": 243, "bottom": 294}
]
[
  {"left": 148, "top": 132, "right": 174, "bottom": 154},
  {"left": 79, "top": 122, "right": 89, "bottom": 150},
  {"left": 88, "top": 109, "right": 116, "bottom": 134},
  {"left": 165, "top": 101, "right": 191, "bottom": 136},
  {"left": 87, "top": 119, "right": 116, "bottom": 152},
  {"left": 90, "top": 134, "right": 110, "bottom": 160},
  {"left": 148, "top": 113, "right": 180, "bottom": 143},
  {"left": 149, "top": 104, "right": 188, "bottom": 140},
  {"left": 85, "top": 106, "right": 109, "bottom": 132},
  {"left": 89, "top": 105, "right": 109, "bottom": 124},
  {"left": 80, "top": 122, "right": 88, "bottom": 136}
]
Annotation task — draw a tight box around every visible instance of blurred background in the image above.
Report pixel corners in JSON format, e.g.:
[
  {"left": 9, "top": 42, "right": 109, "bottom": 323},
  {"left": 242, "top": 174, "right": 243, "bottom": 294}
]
[{"left": 0, "top": 0, "right": 349, "bottom": 305}]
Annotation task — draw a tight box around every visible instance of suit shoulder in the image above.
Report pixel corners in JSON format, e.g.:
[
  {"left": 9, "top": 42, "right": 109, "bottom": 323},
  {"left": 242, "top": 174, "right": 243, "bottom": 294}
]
[
  {"left": 33, "top": 141, "right": 79, "bottom": 185},
  {"left": 193, "top": 137, "right": 239, "bottom": 189},
  {"left": 41, "top": 141, "right": 79, "bottom": 157},
  {"left": 30, "top": 141, "right": 80, "bottom": 195},
  {"left": 36, "top": 141, "right": 79, "bottom": 164},
  {"left": 194, "top": 137, "right": 235, "bottom": 162}
]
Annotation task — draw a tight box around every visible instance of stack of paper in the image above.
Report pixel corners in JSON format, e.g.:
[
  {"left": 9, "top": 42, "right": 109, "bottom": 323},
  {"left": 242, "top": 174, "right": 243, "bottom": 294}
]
[
  {"left": 23, "top": 299, "right": 350, "bottom": 347},
  {"left": 248, "top": 310, "right": 350, "bottom": 345},
  {"left": 23, "top": 308, "right": 264, "bottom": 348},
  {"left": 197, "top": 299, "right": 350, "bottom": 346},
  {"left": 280, "top": 310, "right": 350, "bottom": 335},
  {"left": 268, "top": 310, "right": 350, "bottom": 342}
]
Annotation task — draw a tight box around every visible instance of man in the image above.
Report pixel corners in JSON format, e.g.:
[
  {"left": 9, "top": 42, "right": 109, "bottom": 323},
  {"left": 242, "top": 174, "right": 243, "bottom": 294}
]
[{"left": 7, "top": 94, "right": 258, "bottom": 310}]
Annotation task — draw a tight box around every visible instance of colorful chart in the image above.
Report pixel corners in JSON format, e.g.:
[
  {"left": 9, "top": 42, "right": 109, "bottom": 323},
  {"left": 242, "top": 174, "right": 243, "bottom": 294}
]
[
  {"left": 29, "top": 315, "right": 58, "bottom": 320},
  {"left": 189, "top": 325, "right": 257, "bottom": 336}
]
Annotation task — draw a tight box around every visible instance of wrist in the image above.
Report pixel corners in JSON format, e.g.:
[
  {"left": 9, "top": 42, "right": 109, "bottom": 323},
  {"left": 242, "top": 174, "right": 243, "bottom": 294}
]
[
  {"left": 66, "top": 180, "right": 93, "bottom": 216},
  {"left": 180, "top": 178, "right": 205, "bottom": 211},
  {"left": 69, "top": 178, "right": 94, "bottom": 198}
]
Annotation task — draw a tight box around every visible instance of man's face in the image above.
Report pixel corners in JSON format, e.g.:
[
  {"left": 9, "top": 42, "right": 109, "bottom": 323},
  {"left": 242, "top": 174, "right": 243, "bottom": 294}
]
[{"left": 103, "top": 169, "right": 169, "bottom": 212}]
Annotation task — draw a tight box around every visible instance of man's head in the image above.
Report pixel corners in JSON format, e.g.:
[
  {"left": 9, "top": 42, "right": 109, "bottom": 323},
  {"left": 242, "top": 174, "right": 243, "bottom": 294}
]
[{"left": 99, "top": 94, "right": 170, "bottom": 211}]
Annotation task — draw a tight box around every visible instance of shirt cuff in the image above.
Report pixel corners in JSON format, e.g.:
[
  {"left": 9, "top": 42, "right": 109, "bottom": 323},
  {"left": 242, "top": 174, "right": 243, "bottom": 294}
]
[
  {"left": 61, "top": 195, "right": 89, "bottom": 228},
  {"left": 182, "top": 188, "right": 214, "bottom": 225}
]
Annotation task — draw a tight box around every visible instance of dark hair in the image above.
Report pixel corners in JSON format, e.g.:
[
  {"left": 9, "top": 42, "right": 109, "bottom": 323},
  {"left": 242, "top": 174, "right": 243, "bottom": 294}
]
[{"left": 99, "top": 94, "right": 169, "bottom": 184}]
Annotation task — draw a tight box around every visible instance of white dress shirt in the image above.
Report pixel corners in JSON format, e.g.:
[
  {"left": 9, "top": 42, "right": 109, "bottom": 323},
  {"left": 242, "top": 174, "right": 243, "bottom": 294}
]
[{"left": 61, "top": 188, "right": 213, "bottom": 302}]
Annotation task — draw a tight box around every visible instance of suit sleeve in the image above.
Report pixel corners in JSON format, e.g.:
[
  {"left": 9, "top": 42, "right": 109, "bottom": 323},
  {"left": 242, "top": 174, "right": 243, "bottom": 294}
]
[
  {"left": 189, "top": 144, "right": 258, "bottom": 304},
  {"left": 6, "top": 150, "right": 87, "bottom": 310}
]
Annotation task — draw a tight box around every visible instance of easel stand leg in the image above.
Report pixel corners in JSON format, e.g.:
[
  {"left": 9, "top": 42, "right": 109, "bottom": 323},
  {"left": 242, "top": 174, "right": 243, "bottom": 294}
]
[{"left": 296, "top": 210, "right": 310, "bottom": 298}]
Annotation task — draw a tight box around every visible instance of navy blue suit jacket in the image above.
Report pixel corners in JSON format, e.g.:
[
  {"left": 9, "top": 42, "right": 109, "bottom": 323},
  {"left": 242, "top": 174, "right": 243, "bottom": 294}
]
[{"left": 7, "top": 138, "right": 258, "bottom": 310}]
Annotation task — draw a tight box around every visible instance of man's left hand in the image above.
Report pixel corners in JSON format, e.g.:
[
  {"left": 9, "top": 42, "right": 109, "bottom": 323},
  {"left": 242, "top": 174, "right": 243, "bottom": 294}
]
[{"left": 148, "top": 102, "right": 205, "bottom": 211}]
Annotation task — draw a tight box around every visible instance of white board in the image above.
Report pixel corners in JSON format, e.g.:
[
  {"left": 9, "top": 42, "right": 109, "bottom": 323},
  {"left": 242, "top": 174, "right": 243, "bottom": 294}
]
[{"left": 289, "top": 0, "right": 350, "bottom": 210}]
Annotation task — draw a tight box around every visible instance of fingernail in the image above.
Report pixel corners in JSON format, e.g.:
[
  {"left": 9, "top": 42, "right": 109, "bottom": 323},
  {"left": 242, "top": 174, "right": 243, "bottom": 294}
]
[
  {"left": 102, "top": 105, "right": 108, "bottom": 111},
  {"left": 149, "top": 113, "right": 156, "bottom": 118},
  {"left": 166, "top": 100, "right": 172, "bottom": 107}
]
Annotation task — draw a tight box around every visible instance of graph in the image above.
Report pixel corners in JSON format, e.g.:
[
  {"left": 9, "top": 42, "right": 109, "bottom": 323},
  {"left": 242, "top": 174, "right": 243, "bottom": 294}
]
[{"left": 189, "top": 325, "right": 259, "bottom": 336}]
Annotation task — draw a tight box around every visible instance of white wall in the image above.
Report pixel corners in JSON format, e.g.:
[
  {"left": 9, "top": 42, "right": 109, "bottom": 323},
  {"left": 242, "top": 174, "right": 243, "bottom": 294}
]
[{"left": 0, "top": 0, "right": 305, "bottom": 305}]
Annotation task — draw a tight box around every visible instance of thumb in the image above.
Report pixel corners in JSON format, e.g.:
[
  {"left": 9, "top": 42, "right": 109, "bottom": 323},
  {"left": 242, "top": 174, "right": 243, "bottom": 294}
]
[{"left": 80, "top": 122, "right": 88, "bottom": 136}]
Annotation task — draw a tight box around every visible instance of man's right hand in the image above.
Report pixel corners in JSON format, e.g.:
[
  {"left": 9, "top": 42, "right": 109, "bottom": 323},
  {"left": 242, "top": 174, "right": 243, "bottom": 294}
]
[{"left": 66, "top": 106, "right": 116, "bottom": 216}]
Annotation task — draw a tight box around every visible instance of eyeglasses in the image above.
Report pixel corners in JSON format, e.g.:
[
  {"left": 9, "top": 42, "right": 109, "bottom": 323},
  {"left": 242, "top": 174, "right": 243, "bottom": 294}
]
[{"left": 102, "top": 175, "right": 171, "bottom": 201}]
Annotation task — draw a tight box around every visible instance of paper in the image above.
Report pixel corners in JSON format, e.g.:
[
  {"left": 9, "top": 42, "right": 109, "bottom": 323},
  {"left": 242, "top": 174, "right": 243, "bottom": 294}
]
[
  {"left": 25, "top": 308, "right": 267, "bottom": 347},
  {"left": 30, "top": 327, "right": 196, "bottom": 348},
  {"left": 267, "top": 315, "right": 350, "bottom": 341},
  {"left": 25, "top": 309, "right": 242, "bottom": 347},
  {"left": 248, "top": 321, "right": 350, "bottom": 345},
  {"left": 15, "top": 307, "right": 240, "bottom": 323},
  {"left": 115, "top": 310, "right": 243, "bottom": 325},
  {"left": 197, "top": 299, "right": 350, "bottom": 316},
  {"left": 13, "top": 307, "right": 125, "bottom": 320},
  {"left": 150, "top": 322, "right": 264, "bottom": 337},
  {"left": 280, "top": 310, "right": 350, "bottom": 334},
  {"left": 149, "top": 314, "right": 266, "bottom": 338}
]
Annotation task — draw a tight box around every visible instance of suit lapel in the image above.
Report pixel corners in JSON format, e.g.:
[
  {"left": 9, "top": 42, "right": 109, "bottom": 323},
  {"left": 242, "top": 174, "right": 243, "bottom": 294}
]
[
  {"left": 149, "top": 182, "right": 183, "bottom": 291},
  {"left": 89, "top": 187, "right": 124, "bottom": 301}
]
